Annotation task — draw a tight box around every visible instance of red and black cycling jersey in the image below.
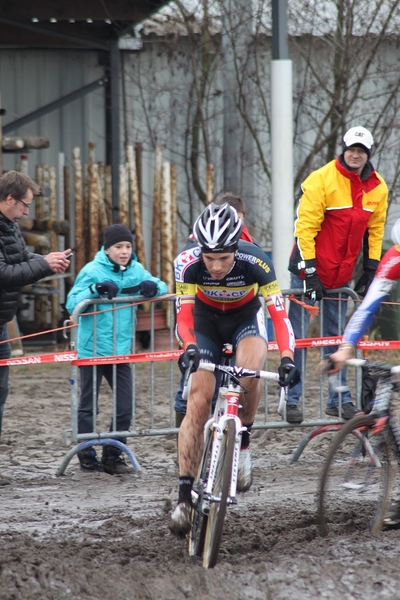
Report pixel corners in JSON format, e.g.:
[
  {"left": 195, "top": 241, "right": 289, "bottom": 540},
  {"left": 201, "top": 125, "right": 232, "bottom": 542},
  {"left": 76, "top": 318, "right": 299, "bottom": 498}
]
[{"left": 174, "top": 240, "right": 295, "bottom": 355}]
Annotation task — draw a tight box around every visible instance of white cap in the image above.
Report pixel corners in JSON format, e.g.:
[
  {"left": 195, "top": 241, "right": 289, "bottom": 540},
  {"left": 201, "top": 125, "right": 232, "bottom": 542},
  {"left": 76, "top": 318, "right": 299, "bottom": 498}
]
[{"left": 343, "top": 126, "right": 374, "bottom": 153}]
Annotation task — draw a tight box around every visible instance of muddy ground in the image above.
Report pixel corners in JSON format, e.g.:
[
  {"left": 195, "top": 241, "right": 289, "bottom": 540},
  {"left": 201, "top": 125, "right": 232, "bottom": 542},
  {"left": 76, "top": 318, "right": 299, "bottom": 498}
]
[{"left": 1, "top": 349, "right": 400, "bottom": 600}]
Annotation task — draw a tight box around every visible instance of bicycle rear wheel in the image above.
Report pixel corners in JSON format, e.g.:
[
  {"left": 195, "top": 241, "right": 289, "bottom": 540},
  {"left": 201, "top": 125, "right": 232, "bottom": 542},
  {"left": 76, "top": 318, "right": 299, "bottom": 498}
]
[
  {"left": 188, "top": 427, "right": 213, "bottom": 558},
  {"left": 202, "top": 418, "right": 235, "bottom": 569},
  {"left": 318, "top": 414, "right": 394, "bottom": 536}
]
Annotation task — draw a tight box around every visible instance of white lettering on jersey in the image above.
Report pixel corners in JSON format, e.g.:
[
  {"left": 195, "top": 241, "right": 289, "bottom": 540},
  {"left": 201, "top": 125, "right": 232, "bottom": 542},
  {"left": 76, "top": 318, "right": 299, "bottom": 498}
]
[
  {"left": 174, "top": 246, "right": 202, "bottom": 282},
  {"left": 201, "top": 288, "right": 248, "bottom": 300}
]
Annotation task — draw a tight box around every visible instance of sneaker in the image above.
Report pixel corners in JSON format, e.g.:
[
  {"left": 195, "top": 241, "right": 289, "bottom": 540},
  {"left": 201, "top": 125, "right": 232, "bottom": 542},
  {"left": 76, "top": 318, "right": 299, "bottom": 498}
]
[
  {"left": 325, "top": 403, "right": 356, "bottom": 420},
  {"left": 237, "top": 448, "right": 253, "bottom": 492},
  {"left": 384, "top": 500, "right": 400, "bottom": 526},
  {"left": 113, "top": 456, "right": 134, "bottom": 475},
  {"left": 169, "top": 501, "right": 191, "bottom": 536},
  {"left": 77, "top": 448, "right": 103, "bottom": 472},
  {"left": 285, "top": 405, "right": 304, "bottom": 424}
]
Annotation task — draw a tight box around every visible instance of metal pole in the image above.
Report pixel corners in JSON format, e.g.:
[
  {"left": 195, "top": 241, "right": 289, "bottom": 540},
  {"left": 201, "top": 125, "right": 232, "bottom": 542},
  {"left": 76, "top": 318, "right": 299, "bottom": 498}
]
[
  {"left": 271, "top": 0, "right": 293, "bottom": 290},
  {"left": 110, "top": 43, "right": 121, "bottom": 222}
]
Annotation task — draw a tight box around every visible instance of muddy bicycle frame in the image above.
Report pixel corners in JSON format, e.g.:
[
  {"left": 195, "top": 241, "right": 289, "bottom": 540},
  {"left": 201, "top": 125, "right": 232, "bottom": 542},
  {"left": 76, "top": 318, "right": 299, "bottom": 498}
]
[{"left": 185, "top": 356, "right": 281, "bottom": 568}]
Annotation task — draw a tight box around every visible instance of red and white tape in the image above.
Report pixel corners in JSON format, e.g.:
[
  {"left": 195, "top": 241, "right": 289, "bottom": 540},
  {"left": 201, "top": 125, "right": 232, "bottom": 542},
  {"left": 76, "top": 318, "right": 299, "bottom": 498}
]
[{"left": 1, "top": 337, "right": 399, "bottom": 368}]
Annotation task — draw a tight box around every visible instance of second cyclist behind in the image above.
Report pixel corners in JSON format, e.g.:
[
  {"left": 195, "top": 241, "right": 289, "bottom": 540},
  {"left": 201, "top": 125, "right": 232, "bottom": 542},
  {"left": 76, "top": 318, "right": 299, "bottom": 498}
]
[{"left": 323, "top": 218, "right": 400, "bottom": 527}]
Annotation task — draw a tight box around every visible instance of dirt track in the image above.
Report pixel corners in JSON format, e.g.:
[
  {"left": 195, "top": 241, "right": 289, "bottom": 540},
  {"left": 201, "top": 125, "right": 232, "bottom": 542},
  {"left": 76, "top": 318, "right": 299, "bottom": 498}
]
[{"left": 1, "top": 353, "right": 400, "bottom": 600}]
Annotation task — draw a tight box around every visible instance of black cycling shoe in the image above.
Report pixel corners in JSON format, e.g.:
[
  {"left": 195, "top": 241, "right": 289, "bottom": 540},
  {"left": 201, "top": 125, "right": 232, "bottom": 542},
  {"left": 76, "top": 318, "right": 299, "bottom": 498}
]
[{"left": 169, "top": 502, "right": 191, "bottom": 536}]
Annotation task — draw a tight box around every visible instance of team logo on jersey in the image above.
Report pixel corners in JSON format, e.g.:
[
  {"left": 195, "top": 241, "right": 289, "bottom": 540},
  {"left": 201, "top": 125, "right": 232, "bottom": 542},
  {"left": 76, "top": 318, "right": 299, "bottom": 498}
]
[
  {"left": 260, "top": 281, "right": 280, "bottom": 297},
  {"left": 175, "top": 282, "right": 196, "bottom": 296},
  {"left": 235, "top": 251, "right": 270, "bottom": 273},
  {"left": 200, "top": 287, "right": 248, "bottom": 300},
  {"left": 174, "top": 246, "right": 202, "bottom": 281}
]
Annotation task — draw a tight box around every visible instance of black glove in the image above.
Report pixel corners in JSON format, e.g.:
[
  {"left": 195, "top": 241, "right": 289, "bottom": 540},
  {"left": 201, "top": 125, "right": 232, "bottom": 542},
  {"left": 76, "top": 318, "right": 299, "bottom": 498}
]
[
  {"left": 278, "top": 357, "right": 301, "bottom": 389},
  {"left": 95, "top": 281, "right": 119, "bottom": 300},
  {"left": 139, "top": 280, "right": 158, "bottom": 298},
  {"left": 354, "top": 270, "right": 375, "bottom": 297},
  {"left": 304, "top": 271, "right": 326, "bottom": 301},
  {"left": 178, "top": 344, "right": 201, "bottom": 375}
]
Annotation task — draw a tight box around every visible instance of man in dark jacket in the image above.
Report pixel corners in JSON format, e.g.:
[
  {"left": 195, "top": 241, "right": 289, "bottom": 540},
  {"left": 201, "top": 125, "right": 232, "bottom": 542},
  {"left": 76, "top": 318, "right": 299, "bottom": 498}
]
[{"left": 0, "top": 171, "right": 71, "bottom": 461}]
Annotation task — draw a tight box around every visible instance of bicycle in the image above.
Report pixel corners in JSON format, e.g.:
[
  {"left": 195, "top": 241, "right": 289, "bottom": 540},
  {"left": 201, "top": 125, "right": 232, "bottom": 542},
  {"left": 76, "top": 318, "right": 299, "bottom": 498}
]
[
  {"left": 184, "top": 344, "right": 281, "bottom": 568},
  {"left": 318, "top": 358, "right": 400, "bottom": 537}
]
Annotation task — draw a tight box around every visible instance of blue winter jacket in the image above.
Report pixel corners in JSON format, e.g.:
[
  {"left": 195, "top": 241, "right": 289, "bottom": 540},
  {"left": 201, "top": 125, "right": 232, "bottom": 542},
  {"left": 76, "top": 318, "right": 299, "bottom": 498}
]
[{"left": 66, "top": 248, "right": 168, "bottom": 358}]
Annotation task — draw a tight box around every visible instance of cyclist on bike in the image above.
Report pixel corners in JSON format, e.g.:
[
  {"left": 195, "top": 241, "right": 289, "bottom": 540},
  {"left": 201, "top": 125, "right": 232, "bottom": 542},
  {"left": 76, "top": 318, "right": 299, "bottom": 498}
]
[
  {"left": 326, "top": 217, "right": 400, "bottom": 526},
  {"left": 169, "top": 202, "right": 300, "bottom": 535}
]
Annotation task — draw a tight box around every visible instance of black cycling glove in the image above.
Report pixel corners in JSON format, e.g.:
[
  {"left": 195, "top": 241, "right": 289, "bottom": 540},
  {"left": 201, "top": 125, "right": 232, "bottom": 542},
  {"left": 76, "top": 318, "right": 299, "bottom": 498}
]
[
  {"left": 278, "top": 357, "right": 301, "bottom": 389},
  {"left": 178, "top": 344, "right": 201, "bottom": 375},
  {"left": 304, "top": 272, "right": 326, "bottom": 302}
]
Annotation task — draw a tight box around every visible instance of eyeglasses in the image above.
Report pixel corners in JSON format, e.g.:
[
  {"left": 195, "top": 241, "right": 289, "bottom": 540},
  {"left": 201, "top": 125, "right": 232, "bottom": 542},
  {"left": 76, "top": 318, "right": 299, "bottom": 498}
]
[{"left": 16, "top": 198, "right": 32, "bottom": 210}]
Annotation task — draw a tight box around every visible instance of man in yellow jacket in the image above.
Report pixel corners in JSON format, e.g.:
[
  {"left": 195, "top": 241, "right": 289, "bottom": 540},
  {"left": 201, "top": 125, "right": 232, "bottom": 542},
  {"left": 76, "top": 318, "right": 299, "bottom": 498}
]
[{"left": 286, "top": 126, "right": 388, "bottom": 424}]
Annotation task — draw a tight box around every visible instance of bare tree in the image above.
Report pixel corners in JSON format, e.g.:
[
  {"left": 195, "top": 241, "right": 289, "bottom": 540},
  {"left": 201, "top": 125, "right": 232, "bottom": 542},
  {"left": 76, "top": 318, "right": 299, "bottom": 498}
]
[{"left": 126, "top": 0, "right": 400, "bottom": 245}]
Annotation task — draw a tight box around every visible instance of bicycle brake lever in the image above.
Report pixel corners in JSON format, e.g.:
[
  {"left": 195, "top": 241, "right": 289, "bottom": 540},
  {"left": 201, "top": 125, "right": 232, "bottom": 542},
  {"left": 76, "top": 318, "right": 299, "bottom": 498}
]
[
  {"left": 322, "top": 358, "right": 335, "bottom": 373},
  {"left": 277, "top": 387, "right": 287, "bottom": 416},
  {"left": 182, "top": 358, "right": 195, "bottom": 400}
]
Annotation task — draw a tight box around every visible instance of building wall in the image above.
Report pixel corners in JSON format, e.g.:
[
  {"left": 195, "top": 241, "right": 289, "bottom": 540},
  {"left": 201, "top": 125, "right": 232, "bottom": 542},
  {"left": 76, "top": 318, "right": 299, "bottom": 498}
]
[
  {"left": 1, "top": 37, "right": 400, "bottom": 262},
  {"left": 0, "top": 49, "right": 106, "bottom": 182}
]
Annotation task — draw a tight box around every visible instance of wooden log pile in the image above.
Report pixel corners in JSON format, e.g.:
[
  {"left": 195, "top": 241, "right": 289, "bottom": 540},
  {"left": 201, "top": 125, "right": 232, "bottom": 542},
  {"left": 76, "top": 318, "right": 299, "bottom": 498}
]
[
  {"left": 16, "top": 142, "right": 186, "bottom": 338},
  {"left": 71, "top": 142, "right": 178, "bottom": 290}
]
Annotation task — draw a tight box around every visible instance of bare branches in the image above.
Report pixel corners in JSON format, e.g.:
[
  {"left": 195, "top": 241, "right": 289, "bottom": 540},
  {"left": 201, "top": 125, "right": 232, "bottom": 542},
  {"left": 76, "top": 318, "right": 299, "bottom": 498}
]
[{"left": 129, "top": 0, "right": 400, "bottom": 236}]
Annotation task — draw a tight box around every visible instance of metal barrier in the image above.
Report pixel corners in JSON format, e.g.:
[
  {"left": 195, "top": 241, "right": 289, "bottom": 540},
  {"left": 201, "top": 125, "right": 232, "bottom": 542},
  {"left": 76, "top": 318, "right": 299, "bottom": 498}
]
[
  {"left": 57, "top": 288, "right": 363, "bottom": 474},
  {"left": 257, "top": 286, "right": 362, "bottom": 430},
  {"left": 57, "top": 294, "right": 178, "bottom": 475}
]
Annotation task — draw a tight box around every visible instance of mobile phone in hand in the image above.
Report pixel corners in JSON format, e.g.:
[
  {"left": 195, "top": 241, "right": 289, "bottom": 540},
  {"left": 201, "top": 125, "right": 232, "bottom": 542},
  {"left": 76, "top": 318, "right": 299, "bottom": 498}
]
[{"left": 65, "top": 252, "right": 74, "bottom": 259}]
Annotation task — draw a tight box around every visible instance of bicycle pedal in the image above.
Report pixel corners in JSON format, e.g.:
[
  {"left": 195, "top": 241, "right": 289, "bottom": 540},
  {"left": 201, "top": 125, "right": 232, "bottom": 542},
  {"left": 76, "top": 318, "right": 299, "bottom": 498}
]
[{"left": 227, "top": 497, "right": 237, "bottom": 506}]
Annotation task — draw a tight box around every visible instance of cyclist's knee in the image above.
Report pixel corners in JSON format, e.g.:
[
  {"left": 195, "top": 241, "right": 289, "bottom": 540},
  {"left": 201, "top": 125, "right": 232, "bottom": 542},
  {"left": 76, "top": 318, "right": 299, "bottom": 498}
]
[{"left": 186, "top": 394, "right": 212, "bottom": 423}]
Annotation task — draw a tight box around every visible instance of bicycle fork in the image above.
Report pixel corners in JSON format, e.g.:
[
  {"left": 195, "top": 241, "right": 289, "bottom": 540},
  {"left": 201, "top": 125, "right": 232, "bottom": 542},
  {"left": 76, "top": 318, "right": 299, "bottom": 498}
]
[{"left": 202, "top": 390, "right": 246, "bottom": 513}]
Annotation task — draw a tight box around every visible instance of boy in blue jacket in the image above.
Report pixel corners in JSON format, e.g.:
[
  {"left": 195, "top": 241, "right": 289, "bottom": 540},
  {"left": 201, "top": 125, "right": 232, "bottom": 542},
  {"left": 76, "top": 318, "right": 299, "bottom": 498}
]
[{"left": 66, "top": 224, "right": 168, "bottom": 474}]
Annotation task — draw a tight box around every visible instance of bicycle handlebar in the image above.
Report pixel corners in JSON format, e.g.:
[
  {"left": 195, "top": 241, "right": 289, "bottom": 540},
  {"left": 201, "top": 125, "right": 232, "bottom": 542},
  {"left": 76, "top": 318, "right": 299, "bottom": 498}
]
[
  {"left": 198, "top": 361, "right": 280, "bottom": 381},
  {"left": 182, "top": 360, "right": 280, "bottom": 401}
]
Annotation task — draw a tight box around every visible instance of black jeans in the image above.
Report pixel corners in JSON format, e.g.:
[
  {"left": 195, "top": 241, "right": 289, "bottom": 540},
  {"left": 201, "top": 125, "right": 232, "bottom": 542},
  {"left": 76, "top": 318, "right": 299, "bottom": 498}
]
[
  {"left": 78, "top": 364, "right": 132, "bottom": 440},
  {"left": 0, "top": 324, "right": 11, "bottom": 437}
]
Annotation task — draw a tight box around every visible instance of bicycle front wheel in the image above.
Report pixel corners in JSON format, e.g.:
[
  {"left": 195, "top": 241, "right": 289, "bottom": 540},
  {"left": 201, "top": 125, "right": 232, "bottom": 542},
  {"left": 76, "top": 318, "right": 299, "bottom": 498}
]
[
  {"left": 202, "top": 418, "right": 235, "bottom": 569},
  {"left": 188, "top": 427, "right": 213, "bottom": 558},
  {"left": 318, "top": 414, "right": 393, "bottom": 536}
]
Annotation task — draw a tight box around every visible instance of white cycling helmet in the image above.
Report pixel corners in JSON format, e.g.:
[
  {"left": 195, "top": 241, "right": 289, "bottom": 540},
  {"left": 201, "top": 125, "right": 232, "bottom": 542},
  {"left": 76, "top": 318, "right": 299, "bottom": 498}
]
[
  {"left": 193, "top": 203, "right": 242, "bottom": 252},
  {"left": 391, "top": 218, "right": 400, "bottom": 245}
]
